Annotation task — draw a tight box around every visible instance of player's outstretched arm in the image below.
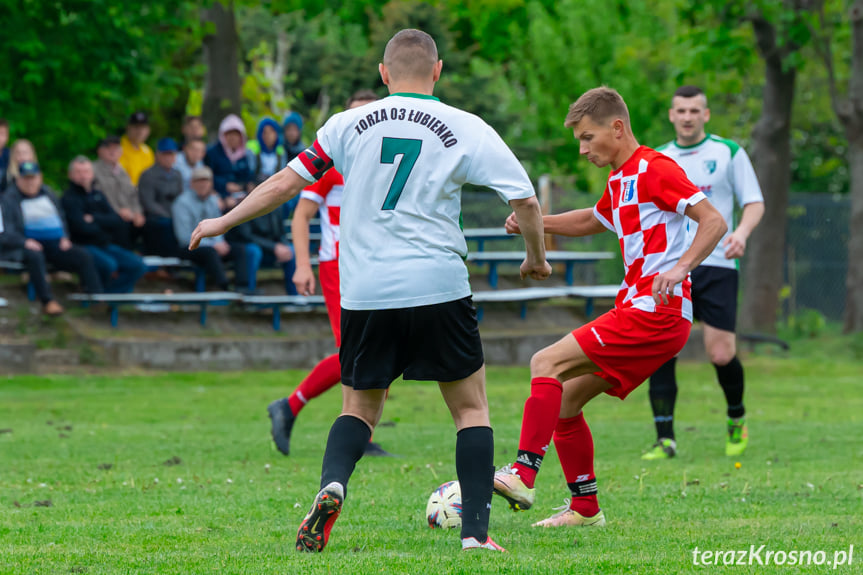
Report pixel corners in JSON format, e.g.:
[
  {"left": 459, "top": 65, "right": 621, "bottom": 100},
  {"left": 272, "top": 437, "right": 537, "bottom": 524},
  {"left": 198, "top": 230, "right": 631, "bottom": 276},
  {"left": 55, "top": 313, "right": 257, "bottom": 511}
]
[
  {"left": 190, "top": 167, "right": 309, "bottom": 250},
  {"left": 652, "top": 200, "right": 727, "bottom": 305},
  {"left": 509, "top": 196, "right": 552, "bottom": 280},
  {"left": 291, "top": 198, "right": 319, "bottom": 295},
  {"left": 506, "top": 208, "right": 607, "bottom": 238}
]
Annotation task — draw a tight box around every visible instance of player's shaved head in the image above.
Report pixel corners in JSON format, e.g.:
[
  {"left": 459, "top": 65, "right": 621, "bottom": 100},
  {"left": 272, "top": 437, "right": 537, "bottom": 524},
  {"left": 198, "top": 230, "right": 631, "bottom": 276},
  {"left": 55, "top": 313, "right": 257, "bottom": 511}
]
[
  {"left": 383, "top": 29, "right": 439, "bottom": 81},
  {"left": 564, "top": 87, "right": 630, "bottom": 129}
]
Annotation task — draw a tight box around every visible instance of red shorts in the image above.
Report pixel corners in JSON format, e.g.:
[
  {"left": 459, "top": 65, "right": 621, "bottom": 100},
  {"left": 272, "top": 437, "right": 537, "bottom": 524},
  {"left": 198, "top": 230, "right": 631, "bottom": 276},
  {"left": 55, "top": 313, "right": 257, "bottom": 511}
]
[
  {"left": 572, "top": 307, "right": 691, "bottom": 400},
  {"left": 319, "top": 260, "right": 341, "bottom": 347}
]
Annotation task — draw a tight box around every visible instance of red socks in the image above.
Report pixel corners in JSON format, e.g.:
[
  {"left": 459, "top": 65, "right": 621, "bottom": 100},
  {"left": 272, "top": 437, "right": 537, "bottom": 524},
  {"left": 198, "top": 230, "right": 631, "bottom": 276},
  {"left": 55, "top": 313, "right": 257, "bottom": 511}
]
[
  {"left": 287, "top": 353, "right": 341, "bottom": 416},
  {"left": 511, "top": 377, "right": 563, "bottom": 488},
  {"left": 554, "top": 413, "right": 600, "bottom": 517}
]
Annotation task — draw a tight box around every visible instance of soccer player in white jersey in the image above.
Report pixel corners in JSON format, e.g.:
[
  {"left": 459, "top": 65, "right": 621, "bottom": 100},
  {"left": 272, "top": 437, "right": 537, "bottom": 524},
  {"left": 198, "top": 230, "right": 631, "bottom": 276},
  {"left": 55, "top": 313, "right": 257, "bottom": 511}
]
[
  {"left": 641, "top": 86, "right": 765, "bottom": 461},
  {"left": 267, "top": 90, "right": 394, "bottom": 458},
  {"left": 190, "top": 29, "right": 551, "bottom": 553}
]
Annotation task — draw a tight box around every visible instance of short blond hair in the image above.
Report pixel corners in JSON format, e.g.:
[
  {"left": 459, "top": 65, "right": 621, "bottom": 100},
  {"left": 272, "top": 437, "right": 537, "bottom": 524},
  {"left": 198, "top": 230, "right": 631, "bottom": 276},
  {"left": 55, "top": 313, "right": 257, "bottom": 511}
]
[
  {"left": 383, "top": 29, "right": 438, "bottom": 81},
  {"left": 564, "top": 87, "right": 630, "bottom": 128}
]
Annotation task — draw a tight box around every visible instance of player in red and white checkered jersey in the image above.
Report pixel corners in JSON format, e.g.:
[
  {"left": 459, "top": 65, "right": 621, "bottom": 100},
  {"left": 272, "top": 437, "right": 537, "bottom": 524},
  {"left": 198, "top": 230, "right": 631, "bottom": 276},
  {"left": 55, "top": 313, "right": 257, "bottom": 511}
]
[
  {"left": 266, "top": 91, "right": 393, "bottom": 459},
  {"left": 493, "top": 87, "right": 727, "bottom": 529}
]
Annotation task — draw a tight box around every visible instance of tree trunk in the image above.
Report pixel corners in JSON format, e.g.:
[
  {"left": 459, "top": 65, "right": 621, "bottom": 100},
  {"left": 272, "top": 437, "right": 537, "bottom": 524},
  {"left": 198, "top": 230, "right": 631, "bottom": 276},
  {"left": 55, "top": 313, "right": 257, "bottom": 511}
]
[
  {"left": 740, "top": 16, "right": 797, "bottom": 333},
  {"left": 202, "top": 0, "right": 242, "bottom": 140},
  {"left": 843, "top": 0, "right": 863, "bottom": 332}
]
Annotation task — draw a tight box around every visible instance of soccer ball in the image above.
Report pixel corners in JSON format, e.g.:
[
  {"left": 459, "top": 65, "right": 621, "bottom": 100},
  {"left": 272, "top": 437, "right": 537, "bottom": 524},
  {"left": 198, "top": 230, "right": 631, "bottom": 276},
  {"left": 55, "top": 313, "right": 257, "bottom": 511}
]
[{"left": 426, "top": 480, "right": 462, "bottom": 529}]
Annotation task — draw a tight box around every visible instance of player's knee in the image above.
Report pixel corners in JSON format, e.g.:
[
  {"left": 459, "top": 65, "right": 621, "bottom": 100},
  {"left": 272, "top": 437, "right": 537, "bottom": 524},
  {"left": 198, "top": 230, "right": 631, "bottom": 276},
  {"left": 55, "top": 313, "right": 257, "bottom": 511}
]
[
  {"left": 708, "top": 347, "right": 736, "bottom": 366},
  {"left": 529, "top": 351, "right": 556, "bottom": 379}
]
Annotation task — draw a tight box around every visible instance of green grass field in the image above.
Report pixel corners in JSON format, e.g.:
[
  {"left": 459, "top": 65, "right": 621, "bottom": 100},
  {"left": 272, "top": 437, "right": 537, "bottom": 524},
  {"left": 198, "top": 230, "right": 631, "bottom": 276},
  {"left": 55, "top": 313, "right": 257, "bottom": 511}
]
[{"left": 1, "top": 340, "right": 861, "bottom": 574}]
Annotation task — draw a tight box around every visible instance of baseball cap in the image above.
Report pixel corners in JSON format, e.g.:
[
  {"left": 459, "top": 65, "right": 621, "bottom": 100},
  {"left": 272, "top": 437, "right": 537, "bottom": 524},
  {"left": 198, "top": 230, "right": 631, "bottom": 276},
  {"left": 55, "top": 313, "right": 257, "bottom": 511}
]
[
  {"left": 18, "top": 161, "right": 41, "bottom": 176},
  {"left": 156, "top": 137, "right": 179, "bottom": 153},
  {"left": 98, "top": 135, "right": 122, "bottom": 148},
  {"left": 191, "top": 166, "right": 213, "bottom": 181},
  {"left": 128, "top": 111, "right": 149, "bottom": 125}
]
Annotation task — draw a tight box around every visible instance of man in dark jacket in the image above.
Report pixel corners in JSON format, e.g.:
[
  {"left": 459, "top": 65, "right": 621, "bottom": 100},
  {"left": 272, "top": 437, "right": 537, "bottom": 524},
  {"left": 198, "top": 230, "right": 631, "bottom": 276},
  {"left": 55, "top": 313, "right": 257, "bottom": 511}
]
[
  {"left": 139, "top": 138, "right": 183, "bottom": 256},
  {"left": 0, "top": 162, "right": 102, "bottom": 313},
  {"left": 227, "top": 210, "right": 296, "bottom": 294},
  {"left": 63, "top": 156, "right": 146, "bottom": 293}
]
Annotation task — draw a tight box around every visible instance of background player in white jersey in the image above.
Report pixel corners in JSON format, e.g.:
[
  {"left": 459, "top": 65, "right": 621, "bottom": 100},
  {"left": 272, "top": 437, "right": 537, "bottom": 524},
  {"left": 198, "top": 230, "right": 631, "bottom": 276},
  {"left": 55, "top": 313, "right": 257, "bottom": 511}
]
[
  {"left": 190, "top": 29, "right": 551, "bottom": 553},
  {"left": 267, "top": 90, "right": 394, "bottom": 458},
  {"left": 642, "top": 85, "right": 765, "bottom": 461}
]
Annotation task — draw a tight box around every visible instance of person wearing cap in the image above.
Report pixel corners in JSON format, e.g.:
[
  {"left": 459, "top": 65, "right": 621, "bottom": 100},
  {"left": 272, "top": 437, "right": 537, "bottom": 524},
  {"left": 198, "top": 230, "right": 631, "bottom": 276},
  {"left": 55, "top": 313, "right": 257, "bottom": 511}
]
[
  {"left": 281, "top": 111, "right": 306, "bottom": 162},
  {"left": 138, "top": 137, "right": 183, "bottom": 257},
  {"left": 0, "top": 161, "right": 103, "bottom": 314},
  {"left": 120, "top": 111, "right": 155, "bottom": 186},
  {"left": 62, "top": 156, "right": 147, "bottom": 294},
  {"left": 204, "top": 114, "right": 254, "bottom": 210},
  {"left": 172, "top": 166, "right": 246, "bottom": 291},
  {"left": 93, "top": 136, "right": 144, "bottom": 249}
]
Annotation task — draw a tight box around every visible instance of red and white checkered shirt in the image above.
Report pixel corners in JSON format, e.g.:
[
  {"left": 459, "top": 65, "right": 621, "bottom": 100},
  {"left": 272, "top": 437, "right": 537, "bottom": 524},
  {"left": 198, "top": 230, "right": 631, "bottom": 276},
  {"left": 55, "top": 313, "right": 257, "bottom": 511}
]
[
  {"left": 300, "top": 169, "right": 343, "bottom": 263},
  {"left": 593, "top": 146, "right": 707, "bottom": 320}
]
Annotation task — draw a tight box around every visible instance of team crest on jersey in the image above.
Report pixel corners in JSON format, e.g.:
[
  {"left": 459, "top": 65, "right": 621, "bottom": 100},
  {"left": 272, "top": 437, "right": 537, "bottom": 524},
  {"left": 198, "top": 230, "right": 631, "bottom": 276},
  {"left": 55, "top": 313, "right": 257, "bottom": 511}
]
[
  {"left": 620, "top": 177, "right": 638, "bottom": 204},
  {"left": 703, "top": 159, "right": 717, "bottom": 175}
]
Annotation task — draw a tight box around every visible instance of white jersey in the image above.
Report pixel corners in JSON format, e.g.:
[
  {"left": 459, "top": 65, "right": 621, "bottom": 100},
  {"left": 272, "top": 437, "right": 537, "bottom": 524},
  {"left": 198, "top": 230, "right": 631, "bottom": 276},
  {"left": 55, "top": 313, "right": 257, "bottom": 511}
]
[
  {"left": 288, "top": 93, "right": 535, "bottom": 310},
  {"left": 657, "top": 134, "right": 763, "bottom": 270}
]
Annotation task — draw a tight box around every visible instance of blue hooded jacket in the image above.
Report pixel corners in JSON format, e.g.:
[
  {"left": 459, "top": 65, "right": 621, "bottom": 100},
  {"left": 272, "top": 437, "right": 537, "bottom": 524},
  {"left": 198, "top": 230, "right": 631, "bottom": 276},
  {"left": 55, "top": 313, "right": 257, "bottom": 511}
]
[
  {"left": 282, "top": 112, "right": 306, "bottom": 161},
  {"left": 248, "top": 117, "right": 286, "bottom": 182}
]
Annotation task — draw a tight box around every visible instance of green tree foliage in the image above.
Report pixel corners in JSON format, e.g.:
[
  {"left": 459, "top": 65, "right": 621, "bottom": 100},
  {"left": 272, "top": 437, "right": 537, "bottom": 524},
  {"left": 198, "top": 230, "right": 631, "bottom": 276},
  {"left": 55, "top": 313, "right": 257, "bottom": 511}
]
[{"left": 0, "top": 0, "right": 203, "bottom": 185}]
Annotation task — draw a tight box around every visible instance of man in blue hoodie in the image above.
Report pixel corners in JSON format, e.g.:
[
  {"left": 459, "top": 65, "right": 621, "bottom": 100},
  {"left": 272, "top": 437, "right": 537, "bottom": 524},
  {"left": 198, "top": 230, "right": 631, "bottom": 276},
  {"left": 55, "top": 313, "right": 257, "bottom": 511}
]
[
  {"left": 282, "top": 112, "right": 305, "bottom": 163},
  {"left": 248, "top": 118, "right": 286, "bottom": 184}
]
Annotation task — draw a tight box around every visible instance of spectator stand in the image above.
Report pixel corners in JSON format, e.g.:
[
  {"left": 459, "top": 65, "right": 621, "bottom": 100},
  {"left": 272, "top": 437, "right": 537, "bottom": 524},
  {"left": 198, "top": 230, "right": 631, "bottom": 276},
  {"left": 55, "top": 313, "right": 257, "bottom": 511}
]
[
  {"left": 463, "top": 227, "right": 516, "bottom": 252},
  {"left": 472, "top": 285, "right": 619, "bottom": 321},
  {"left": 67, "top": 292, "right": 242, "bottom": 328},
  {"left": 466, "top": 250, "right": 615, "bottom": 288}
]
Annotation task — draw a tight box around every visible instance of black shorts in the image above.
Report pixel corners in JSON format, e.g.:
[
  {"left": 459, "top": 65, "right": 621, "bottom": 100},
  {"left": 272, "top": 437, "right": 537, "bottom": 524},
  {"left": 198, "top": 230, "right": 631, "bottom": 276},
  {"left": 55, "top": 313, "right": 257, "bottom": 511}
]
[
  {"left": 691, "top": 265, "right": 738, "bottom": 332},
  {"left": 339, "top": 296, "right": 485, "bottom": 390}
]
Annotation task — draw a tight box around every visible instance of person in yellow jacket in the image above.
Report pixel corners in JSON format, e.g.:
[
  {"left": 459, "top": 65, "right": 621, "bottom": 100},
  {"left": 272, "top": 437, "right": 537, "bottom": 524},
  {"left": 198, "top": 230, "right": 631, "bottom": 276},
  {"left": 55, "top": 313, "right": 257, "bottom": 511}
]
[{"left": 119, "top": 111, "right": 155, "bottom": 186}]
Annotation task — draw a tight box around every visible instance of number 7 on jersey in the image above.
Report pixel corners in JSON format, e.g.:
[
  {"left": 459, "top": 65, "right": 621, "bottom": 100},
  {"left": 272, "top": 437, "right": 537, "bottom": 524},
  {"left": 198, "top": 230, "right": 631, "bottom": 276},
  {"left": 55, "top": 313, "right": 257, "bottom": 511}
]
[{"left": 380, "top": 137, "right": 422, "bottom": 210}]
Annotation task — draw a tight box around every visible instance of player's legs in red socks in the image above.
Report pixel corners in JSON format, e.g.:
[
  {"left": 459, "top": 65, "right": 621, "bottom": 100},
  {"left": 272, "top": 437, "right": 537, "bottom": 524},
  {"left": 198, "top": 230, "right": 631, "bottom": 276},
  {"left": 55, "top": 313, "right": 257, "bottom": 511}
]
[
  {"left": 511, "top": 377, "right": 563, "bottom": 488},
  {"left": 553, "top": 412, "right": 600, "bottom": 517}
]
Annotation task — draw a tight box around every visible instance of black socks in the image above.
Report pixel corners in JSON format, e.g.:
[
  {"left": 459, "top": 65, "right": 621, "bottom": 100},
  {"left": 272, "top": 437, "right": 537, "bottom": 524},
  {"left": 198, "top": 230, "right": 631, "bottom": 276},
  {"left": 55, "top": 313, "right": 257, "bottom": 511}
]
[
  {"left": 320, "top": 415, "right": 372, "bottom": 496},
  {"left": 715, "top": 356, "right": 745, "bottom": 419},
  {"left": 648, "top": 357, "right": 678, "bottom": 440},
  {"left": 455, "top": 426, "right": 494, "bottom": 542}
]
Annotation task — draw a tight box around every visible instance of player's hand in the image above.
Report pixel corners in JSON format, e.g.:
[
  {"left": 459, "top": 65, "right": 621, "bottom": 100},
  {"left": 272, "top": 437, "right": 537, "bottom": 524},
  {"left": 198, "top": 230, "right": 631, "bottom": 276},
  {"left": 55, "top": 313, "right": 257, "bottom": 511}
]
[
  {"left": 504, "top": 212, "right": 521, "bottom": 235},
  {"left": 59, "top": 237, "right": 73, "bottom": 251},
  {"left": 652, "top": 267, "right": 687, "bottom": 306},
  {"left": 520, "top": 259, "right": 552, "bottom": 281},
  {"left": 723, "top": 230, "right": 747, "bottom": 259},
  {"left": 293, "top": 264, "right": 316, "bottom": 296},
  {"left": 189, "top": 218, "right": 228, "bottom": 250}
]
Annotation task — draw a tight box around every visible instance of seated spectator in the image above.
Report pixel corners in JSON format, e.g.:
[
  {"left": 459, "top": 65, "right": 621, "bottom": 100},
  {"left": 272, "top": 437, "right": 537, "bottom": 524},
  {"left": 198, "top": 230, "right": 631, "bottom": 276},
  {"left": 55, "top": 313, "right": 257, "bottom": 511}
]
[
  {"left": 247, "top": 117, "right": 285, "bottom": 184},
  {"left": 205, "top": 114, "right": 254, "bottom": 210},
  {"left": 181, "top": 115, "right": 206, "bottom": 145},
  {"left": 6, "top": 139, "right": 38, "bottom": 188},
  {"left": 138, "top": 138, "right": 183, "bottom": 256},
  {"left": 93, "top": 136, "right": 144, "bottom": 249},
  {"left": 227, "top": 209, "right": 297, "bottom": 295},
  {"left": 173, "top": 138, "right": 206, "bottom": 195},
  {"left": 0, "top": 118, "right": 9, "bottom": 194},
  {"left": 0, "top": 162, "right": 102, "bottom": 310},
  {"left": 282, "top": 112, "right": 306, "bottom": 162},
  {"left": 120, "top": 111, "right": 154, "bottom": 186},
  {"left": 62, "top": 156, "right": 146, "bottom": 293},
  {"left": 173, "top": 166, "right": 248, "bottom": 291}
]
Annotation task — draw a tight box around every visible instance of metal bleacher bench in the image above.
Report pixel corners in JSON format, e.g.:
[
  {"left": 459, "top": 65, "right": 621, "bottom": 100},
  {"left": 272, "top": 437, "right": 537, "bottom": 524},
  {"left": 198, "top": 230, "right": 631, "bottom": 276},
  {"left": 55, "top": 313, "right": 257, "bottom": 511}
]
[
  {"left": 473, "top": 285, "right": 619, "bottom": 321},
  {"left": 67, "top": 291, "right": 242, "bottom": 328},
  {"left": 466, "top": 251, "right": 615, "bottom": 288}
]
